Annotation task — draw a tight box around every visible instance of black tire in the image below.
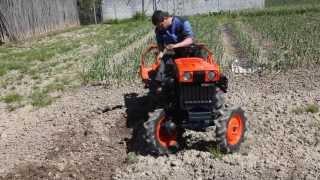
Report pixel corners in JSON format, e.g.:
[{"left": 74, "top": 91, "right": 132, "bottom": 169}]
[
  {"left": 215, "top": 107, "right": 247, "bottom": 153},
  {"left": 143, "top": 109, "right": 180, "bottom": 155}
]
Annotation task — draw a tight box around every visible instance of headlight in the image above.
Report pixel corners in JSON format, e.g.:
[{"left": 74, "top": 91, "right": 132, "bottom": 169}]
[
  {"left": 183, "top": 72, "right": 192, "bottom": 81},
  {"left": 207, "top": 71, "right": 215, "bottom": 81}
]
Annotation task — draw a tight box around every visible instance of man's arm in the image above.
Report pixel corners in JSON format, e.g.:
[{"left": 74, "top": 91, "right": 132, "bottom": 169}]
[
  {"left": 167, "top": 37, "right": 193, "bottom": 49},
  {"left": 167, "top": 20, "right": 194, "bottom": 49}
]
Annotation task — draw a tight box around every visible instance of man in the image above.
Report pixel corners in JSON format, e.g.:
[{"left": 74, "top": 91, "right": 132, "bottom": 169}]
[{"left": 151, "top": 10, "right": 194, "bottom": 84}]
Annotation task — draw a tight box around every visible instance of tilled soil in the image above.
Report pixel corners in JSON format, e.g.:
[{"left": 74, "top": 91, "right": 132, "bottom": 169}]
[
  {"left": 0, "top": 83, "right": 146, "bottom": 179},
  {"left": 115, "top": 67, "right": 320, "bottom": 180},
  {"left": 0, "top": 67, "right": 320, "bottom": 179}
]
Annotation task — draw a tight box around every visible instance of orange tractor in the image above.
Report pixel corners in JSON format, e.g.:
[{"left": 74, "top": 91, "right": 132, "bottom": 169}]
[{"left": 140, "top": 44, "right": 247, "bottom": 155}]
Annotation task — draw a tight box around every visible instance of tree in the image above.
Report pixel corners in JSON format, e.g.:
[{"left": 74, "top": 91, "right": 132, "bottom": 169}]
[{"left": 79, "top": 0, "right": 102, "bottom": 24}]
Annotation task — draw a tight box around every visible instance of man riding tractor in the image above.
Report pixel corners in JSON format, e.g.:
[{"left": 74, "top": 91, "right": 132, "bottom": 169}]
[
  {"left": 139, "top": 10, "right": 247, "bottom": 155},
  {"left": 152, "top": 10, "right": 195, "bottom": 91}
]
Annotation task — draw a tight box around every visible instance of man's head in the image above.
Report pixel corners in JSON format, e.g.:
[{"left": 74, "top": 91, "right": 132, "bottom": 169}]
[{"left": 152, "top": 10, "right": 172, "bottom": 30}]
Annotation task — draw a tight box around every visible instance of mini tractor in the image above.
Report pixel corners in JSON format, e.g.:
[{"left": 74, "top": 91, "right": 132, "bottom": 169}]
[{"left": 140, "top": 43, "right": 247, "bottom": 155}]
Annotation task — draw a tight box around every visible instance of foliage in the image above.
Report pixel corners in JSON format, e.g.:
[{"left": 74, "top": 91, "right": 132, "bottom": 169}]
[
  {"left": 266, "top": 0, "right": 320, "bottom": 7},
  {"left": 84, "top": 20, "right": 151, "bottom": 83},
  {"left": 208, "top": 4, "right": 320, "bottom": 18},
  {"left": 1, "top": 2, "right": 320, "bottom": 110},
  {"left": 305, "top": 104, "right": 319, "bottom": 114},
  {"left": 133, "top": 12, "right": 148, "bottom": 21},
  {"left": 207, "top": 146, "right": 223, "bottom": 159},
  {"left": 0, "top": 93, "right": 23, "bottom": 104},
  {"left": 78, "top": 0, "right": 102, "bottom": 24},
  {"left": 30, "top": 89, "right": 55, "bottom": 107},
  {"left": 241, "top": 10, "right": 320, "bottom": 69},
  {"left": 190, "top": 15, "right": 224, "bottom": 66},
  {"left": 292, "top": 104, "right": 319, "bottom": 114},
  {"left": 126, "top": 152, "right": 138, "bottom": 164}
]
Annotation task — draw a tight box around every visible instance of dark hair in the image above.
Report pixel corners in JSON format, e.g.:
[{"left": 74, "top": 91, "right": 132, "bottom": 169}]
[{"left": 152, "top": 10, "right": 170, "bottom": 25}]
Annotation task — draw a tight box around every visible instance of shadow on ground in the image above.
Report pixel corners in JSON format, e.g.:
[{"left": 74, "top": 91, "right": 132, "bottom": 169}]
[
  {"left": 124, "top": 93, "right": 152, "bottom": 155},
  {"left": 124, "top": 92, "right": 222, "bottom": 155}
]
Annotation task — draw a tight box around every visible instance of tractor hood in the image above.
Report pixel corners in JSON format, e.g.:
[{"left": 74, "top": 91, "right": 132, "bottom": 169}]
[{"left": 175, "top": 57, "right": 220, "bottom": 83}]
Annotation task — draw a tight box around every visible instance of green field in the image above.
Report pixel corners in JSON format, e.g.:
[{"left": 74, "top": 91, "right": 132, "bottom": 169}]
[
  {"left": 0, "top": 1, "right": 319, "bottom": 108},
  {"left": 266, "top": 0, "right": 319, "bottom": 7},
  {"left": 0, "top": 20, "right": 151, "bottom": 108}
]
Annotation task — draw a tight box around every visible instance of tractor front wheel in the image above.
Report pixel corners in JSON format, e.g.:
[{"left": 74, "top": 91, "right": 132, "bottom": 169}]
[
  {"left": 215, "top": 107, "right": 247, "bottom": 153},
  {"left": 143, "top": 109, "right": 180, "bottom": 155}
]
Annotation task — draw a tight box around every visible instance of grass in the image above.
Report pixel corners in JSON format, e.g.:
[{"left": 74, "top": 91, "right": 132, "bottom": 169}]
[
  {"left": 45, "top": 82, "right": 65, "bottom": 92},
  {"left": 207, "top": 146, "right": 223, "bottom": 159},
  {"left": 125, "top": 152, "right": 138, "bottom": 164},
  {"left": 30, "top": 89, "right": 55, "bottom": 107},
  {"left": 190, "top": 15, "right": 224, "bottom": 65},
  {"left": 1, "top": 3, "right": 320, "bottom": 109},
  {"left": 292, "top": 104, "right": 319, "bottom": 114},
  {"left": 266, "top": 0, "right": 320, "bottom": 7},
  {"left": 84, "top": 20, "right": 152, "bottom": 83},
  {"left": 0, "top": 19, "right": 150, "bottom": 78},
  {"left": 210, "top": 3, "right": 320, "bottom": 71},
  {"left": 87, "top": 4, "right": 320, "bottom": 82},
  {"left": 305, "top": 104, "right": 319, "bottom": 113},
  {"left": 0, "top": 18, "right": 151, "bottom": 108},
  {"left": 0, "top": 42, "right": 80, "bottom": 75},
  {"left": 240, "top": 10, "right": 320, "bottom": 70},
  {"left": 0, "top": 93, "right": 23, "bottom": 104}
]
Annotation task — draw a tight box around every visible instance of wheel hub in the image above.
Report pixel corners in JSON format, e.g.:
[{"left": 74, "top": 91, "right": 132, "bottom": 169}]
[{"left": 227, "top": 114, "right": 244, "bottom": 145}]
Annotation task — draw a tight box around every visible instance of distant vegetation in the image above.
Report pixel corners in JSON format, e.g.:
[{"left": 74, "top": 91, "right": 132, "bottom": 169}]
[
  {"left": 241, "top": 10, "right": 319, "bottom": 69},
  {"left": 0, "top": 18, "right": 151, "bottom": 108},
  {"left": 266, "top": 0, "right": 320, "bottom": 7},
  {"left": 1, "top": 1, "right": 319, "bottom": 109},
  {"left": 220, "top": 2, "right": 320, "bottom": 70}
]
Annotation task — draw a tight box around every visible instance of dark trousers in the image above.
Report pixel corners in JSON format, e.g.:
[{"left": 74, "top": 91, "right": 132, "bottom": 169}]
[{"left": 155, "top": 54, "right": 173, "bottom": 82}]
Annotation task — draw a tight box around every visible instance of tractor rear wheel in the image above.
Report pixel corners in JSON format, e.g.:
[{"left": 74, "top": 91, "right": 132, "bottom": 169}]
[
  {"left": 215, "top": 107, "right": 247, "bottom": 153},
  {"left": 143, "top": 109, "right": 180, "bottom": 155}
]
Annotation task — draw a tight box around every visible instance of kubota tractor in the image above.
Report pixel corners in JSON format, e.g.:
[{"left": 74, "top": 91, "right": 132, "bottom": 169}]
[{"left": 140, "top": 43, "right": 246, "bottom": 155}]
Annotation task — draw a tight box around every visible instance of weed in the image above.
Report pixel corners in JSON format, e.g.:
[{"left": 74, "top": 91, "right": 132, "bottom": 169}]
[
  {"left": 0, "top": 68, "right": 6, "bottom": 76},
  {"left": 292, "top": 104, "right": 319, "bottom": 114},
  {"left": 0, "top": 93, "right": 23, "bottom": 104},
  {"left": 30, "top": 90, "right": 54, "bottom": 107},
  {"left": 235, "top": 8, "right": 320, "bottom": 70},
  {"left": 266, "top": 0, "right": 319, "bottom": 7},
  {"left": 133, "top": 12, "right": 147, "bottom": 21},
  {"left": 46, "top": 82, "right": 65, "bottom": 92},
  {"left": 31, "top": 74, "right": 41, "bottom": 80},
  {"left": 126, "top": 152, "right": 138, "bottom": 164},
  {"left": 207, "top": 146, "right": 223, "bottom": 159},
  {"left": 305, "top": 104, "right": 319, "bottom": 114}
]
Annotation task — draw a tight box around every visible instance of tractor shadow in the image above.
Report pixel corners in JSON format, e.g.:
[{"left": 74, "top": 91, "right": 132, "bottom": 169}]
[
  {"left": 123, "top": 92, "right": 152, "bottom": 155},
  {"left": 184, "top": 139, "right": 218, "bottom": 152},
  {"left": 124, "top": 93, "right": 221, "bottom": 155}
]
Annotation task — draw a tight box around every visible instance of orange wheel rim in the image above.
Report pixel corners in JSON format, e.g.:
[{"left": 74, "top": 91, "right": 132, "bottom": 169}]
[
  {"left": 156, "top": 117, "right": 177, "bottom": 148},
  {"left": 227, "top": 114, "right": 244, "bottom": 145}
]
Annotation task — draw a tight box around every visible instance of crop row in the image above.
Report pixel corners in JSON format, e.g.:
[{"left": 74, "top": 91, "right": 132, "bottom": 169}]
[
  {"left": 190, "top": 15, "right": 224, "bottom": 66},
  {"left": 84, "top": 21, "right": 152, "bottom": 83},
  {"left": 237, "top": 10, "right": 320, "bottom": 70}
]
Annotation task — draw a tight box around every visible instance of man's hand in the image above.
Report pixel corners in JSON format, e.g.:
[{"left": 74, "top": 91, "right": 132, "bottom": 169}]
[
  {"left": 165, "top": 44, "right": 176, "bottom": 50},
  {"left": 166, "top": 37, "right": 193, "bottom": 50},
  {"left": 157, "top": 51, "right": 164, "bottom": 59}
]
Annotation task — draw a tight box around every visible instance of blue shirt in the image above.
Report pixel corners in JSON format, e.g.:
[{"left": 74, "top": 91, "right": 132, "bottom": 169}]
[{"left": 155, "top": 16, "right": 194, "bottom": 47}]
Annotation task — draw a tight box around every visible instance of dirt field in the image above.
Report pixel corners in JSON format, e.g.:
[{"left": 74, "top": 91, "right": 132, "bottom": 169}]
[{"left": 0, "top": 65, "right": 319, "bottom": 179}]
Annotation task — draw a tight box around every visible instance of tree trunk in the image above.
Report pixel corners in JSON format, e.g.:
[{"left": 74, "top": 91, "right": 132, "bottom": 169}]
[{"left": 93, "top": 5, "right": 97, "bottom": 24}]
